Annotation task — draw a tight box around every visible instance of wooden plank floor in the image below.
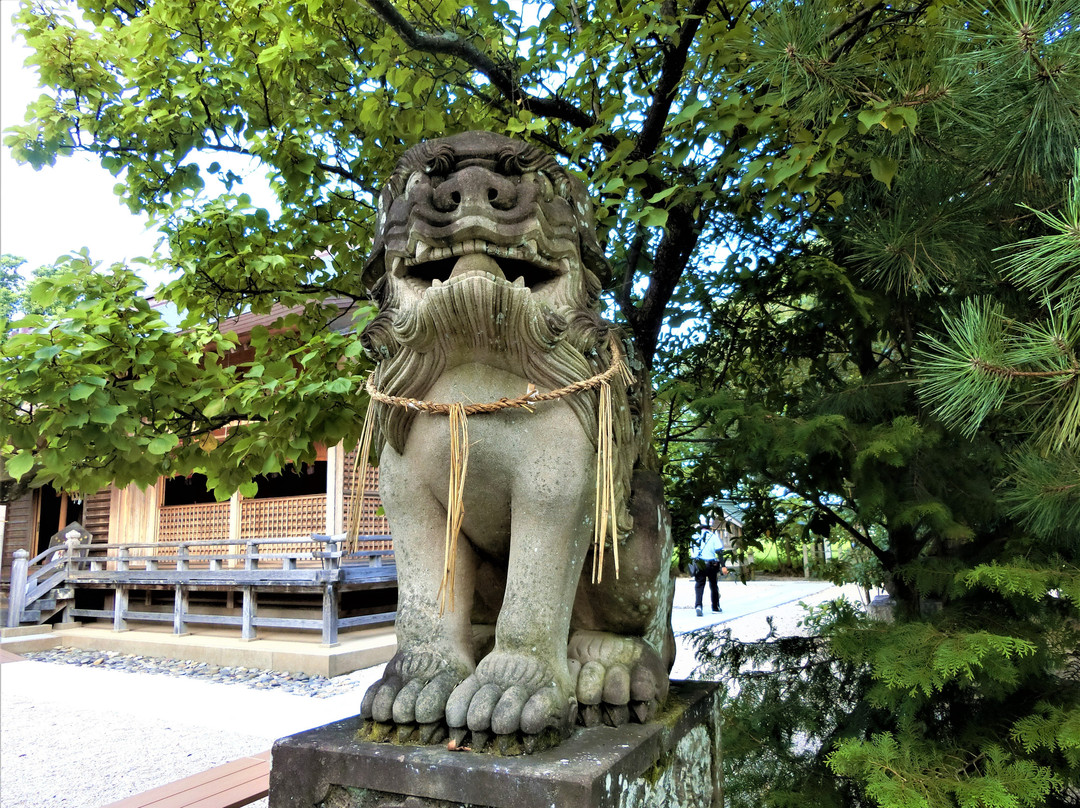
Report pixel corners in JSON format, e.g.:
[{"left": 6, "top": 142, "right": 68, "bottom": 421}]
[{"left": 102, "top": 750, "right": 271, "bottom": 808}]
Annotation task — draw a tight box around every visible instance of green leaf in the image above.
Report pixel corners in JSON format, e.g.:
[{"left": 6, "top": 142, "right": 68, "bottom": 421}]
[
  {"left": 641, "top": 207, "right": 669, "bottom": 228},
  {"left": 90, "top": 404, "right": 127, "bottom": 425},
  {"left": 5, "top": 451, "right": 34, "bottom": 480},
  {"left": 69, "top": 383, "right": 97, "bottom": 401},
  {"left": 870, "top": 155, "right": 898, "bottom": 189},
  {"left": 203, "top": 398, "right": 227, "bottom": 418},
  {"left": 147, "top": 434, "right": 180, "bottom": 455},
  {"left": 857, "top": 109, "right": 885, "bottom": 133}
]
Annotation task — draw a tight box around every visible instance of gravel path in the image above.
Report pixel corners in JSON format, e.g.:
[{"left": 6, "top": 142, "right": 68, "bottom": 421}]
[{"left": 1, "top": 579, "right": 863, "bottom": 808}]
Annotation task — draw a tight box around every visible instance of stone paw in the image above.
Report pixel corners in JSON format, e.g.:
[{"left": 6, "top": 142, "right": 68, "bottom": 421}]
[
  {"left": 360, "top": 651, "right": 468, "bottom": 728},
  {"left": 568, "top": 630, "right": 669, "bottom": 728},
  {"left": 444, "top": 651, "right": 576, "bottom": 745}
]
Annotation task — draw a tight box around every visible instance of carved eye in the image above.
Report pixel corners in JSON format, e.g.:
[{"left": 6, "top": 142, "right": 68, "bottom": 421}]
[
  {"left": 425, "top": 144, "right": 456, "bottom": 176},
  {"left": 495, "top": 147, "right": 525, "bottom": 176},
  {"left": 405, "top": 172, "right": 426, "bottom": 197}
]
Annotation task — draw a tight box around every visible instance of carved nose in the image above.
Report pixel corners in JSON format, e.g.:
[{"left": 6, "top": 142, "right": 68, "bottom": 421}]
[{"left": 432, "top": 165, "right": 519, "bottom": 213}]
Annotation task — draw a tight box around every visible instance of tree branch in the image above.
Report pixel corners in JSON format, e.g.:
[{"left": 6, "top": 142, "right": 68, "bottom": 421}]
[
  {"left": 363, "top": 0, "right": 617, "bottom": 149},
  {"left": 629, "top": 0, "right": 715, "bottom": 163}
]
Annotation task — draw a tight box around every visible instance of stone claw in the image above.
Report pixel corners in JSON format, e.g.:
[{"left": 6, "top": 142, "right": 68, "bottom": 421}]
[
  {"left": 418, "top": 722, "right": 447, "bottom": 746},
  {"left": 360, "top": 652, "right": 468, "bottom": 734},
  {"left": 567, "top": 631, "right": 669, "bottom": 727},
  {"left": 449, "top": 726, "right": 469, "bottom": 749}
]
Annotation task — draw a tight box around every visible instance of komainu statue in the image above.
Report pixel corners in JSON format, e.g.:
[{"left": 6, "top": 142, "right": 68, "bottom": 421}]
[{"left": 357, "top": 132, "right": 675, "bottom": 753}]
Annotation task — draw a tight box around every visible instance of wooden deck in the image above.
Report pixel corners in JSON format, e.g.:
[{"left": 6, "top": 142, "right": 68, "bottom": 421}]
[
  {"left": 8, "top": 536, "right": 397, "bottom": 644},
  {"left": 102, "top": 750, "right": 270, "bottom": 808}
]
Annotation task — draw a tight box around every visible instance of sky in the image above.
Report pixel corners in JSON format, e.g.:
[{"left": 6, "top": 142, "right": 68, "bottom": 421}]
[{"left": 1, "top": 3, "right": 165, "bottom": 283}]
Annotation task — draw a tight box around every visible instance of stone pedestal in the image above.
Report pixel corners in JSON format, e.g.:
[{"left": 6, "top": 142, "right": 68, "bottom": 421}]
[{"left": 270, "top": 681, "right": 722, "bottom": 808}]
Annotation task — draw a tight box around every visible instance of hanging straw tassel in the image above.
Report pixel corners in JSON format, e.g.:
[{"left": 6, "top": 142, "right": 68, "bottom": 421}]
[
  {"left": 592, "top": 379, "right": 620, "bottom": 583},
  {"left": 346, "top": 398, "right": 378, "bottom": 554},
  {"left": 438, "top": 403, "right": 469, "bottom": 615},
  {"left": 591, "top": 343, "right": 636, "bottom": 584}
]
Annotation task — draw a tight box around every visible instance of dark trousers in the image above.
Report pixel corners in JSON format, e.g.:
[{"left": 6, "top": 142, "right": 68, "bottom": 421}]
[{"left": 693, "top": 560, "right": 721, "bottom": 611}]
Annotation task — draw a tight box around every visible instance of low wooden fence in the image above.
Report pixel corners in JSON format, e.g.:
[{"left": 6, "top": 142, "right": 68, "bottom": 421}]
[{"left": 7, "top": 535, "right": 396, "bottom": 646}]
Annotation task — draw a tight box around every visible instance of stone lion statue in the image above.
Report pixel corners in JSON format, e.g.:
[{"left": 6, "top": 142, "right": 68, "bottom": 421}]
[{"left": 358, "top": 131, "right": 675, "bottom": 753}]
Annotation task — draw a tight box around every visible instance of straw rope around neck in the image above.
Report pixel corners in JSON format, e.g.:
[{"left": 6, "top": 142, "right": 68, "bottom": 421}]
[{"left": 347, "top": 332, "right": 635, "bottom": 614}]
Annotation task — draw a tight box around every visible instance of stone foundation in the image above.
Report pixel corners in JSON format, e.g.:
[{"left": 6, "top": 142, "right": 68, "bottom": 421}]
[{"left": 270, "top": 680, "right": 722, "bottom": 808}]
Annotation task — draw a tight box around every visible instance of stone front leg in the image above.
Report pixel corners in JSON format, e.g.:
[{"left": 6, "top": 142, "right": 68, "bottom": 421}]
[
  {"left": 444, "top": 451, "right": 594, "bottom": 753},
  {"left": 359, "top": 452, "right": 477, "bottom": 743}
]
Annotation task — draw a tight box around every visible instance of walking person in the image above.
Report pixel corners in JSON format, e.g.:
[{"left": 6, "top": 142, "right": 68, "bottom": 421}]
[{"left": 692, "top": 516, "right": 729, "bottom": 616}]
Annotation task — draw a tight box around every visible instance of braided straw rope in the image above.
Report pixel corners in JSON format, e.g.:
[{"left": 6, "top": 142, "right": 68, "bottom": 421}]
[{"left": 346, "top": 332, "right": 635, "bottom": 613}]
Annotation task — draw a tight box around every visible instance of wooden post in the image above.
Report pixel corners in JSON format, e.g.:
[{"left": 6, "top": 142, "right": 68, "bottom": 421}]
[
  {"left": 320, "top": 535, "right": 339, "bottom": 572},
  {"left": 326, "top": 442, "right": 345, "bottom": 537},
  {"left": 64, "top": 537, "right": 81, "bottom": 578},
  {"left": 241, "top": 540, "right": 257, "bottom": 640},
  {"left": 174, "top": 545, "right": 189, "bottom": 635},
  {"left": 114, "top": 548, "right": 129, "bottom": 631},
  {"left": 228, "top": 491, "right": 242, "bottom": 568},
  {"left": 60, "top": 537, "right": 81, "bottom": 625},
  {"left": 173, "top": 584, "right": 189, "bottom": 636},
  {"left": 241, "top": 587, "right": 257, "bottom": 641},
  {"left": 7, "top": 550, "right": 29, "bottom": 628},
  {"left": 321, "top": 582, "right": 339, "bottom": 647}
]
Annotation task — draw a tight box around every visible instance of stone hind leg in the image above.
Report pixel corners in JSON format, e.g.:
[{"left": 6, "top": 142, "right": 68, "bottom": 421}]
[
  {"left": 569, "top": 469, "right": 676, "bottom": 727},
  {"left": 568, "top": 630, "right": 670, "bottom": 726},
  {"left": 360, "top": 454, "right": 476, "bottom": 738}
]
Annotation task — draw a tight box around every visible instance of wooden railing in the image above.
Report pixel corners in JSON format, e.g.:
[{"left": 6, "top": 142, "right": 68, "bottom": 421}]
[
  {"left": 5, "top": 539, "right": 82, "bottom": 628},
  {"left": 7, "top": 535, "right": 396, "bottom": 645}
]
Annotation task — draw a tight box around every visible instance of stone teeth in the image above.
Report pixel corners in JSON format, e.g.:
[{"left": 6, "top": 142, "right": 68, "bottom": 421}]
[
  {"left": 415, "top": 242, "right": 431, "bottom": 262},
  {"left": 431, "top": 278, "right": 443, "bottom": 288},
  {"left": 390, "top": 256, "right": 404, "bottom": 275},
  {"left": 513, "top": 276, "right": 526, "bottom": 288},
  {"left": 524, "top": 239, "right": 539, "bottom": 256}
]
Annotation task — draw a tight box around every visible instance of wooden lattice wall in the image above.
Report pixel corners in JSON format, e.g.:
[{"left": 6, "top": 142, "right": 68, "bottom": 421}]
[
  {"left": 343, "top": 446, "right": 391, "bottom": 549},
  {"left": 240, "top": 494, "right": 327, "bottom": 542},
  {"left": 81, "top": 489, "right": 111, "bottom": 544},
  {"left": 158, "top": 502, "right": 230, "bottom": 546}
]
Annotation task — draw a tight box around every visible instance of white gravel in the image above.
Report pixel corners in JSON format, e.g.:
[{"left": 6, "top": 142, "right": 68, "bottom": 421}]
[
  {"left": 0, "top": 660, "right": 387, "bottom": 808},
  {"left": 0, "top": 578, "right": 864, "bottom": 808}
]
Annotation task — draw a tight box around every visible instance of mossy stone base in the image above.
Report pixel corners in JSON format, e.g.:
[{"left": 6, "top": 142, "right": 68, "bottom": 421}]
[{"left": 270, "top": 680, "right": 721, "bottom": 808}]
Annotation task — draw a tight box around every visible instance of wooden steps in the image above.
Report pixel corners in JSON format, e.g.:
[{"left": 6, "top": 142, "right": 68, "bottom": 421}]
[{"left": 102, "top": 750, "right": 271, "bottom": 808}]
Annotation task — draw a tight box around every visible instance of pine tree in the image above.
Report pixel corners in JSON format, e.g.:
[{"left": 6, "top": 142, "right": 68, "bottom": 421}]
[{"left": 667, "top": 4, "right": 1080, "bottom": 806}]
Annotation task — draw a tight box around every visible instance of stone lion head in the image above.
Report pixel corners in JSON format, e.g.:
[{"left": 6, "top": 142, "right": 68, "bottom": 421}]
[{"left": 360, "top": 132, "right": 647, "bottom": 535}]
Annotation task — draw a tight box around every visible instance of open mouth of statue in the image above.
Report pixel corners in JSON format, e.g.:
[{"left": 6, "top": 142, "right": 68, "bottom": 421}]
[{"left": 399, "top": 240, "right": 565, "bottom": 293}]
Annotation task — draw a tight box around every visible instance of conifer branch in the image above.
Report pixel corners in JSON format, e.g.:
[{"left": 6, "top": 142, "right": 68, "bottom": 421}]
[{"left": 970, "top": 358, "right": 1080, "bottom": 379}]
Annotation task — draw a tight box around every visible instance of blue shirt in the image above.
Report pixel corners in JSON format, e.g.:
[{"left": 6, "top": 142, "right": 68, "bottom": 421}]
[{"left": 695, "top": 530, "right": 725, "bottom": 562}]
